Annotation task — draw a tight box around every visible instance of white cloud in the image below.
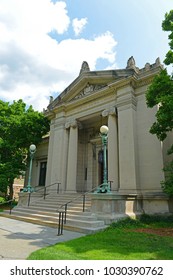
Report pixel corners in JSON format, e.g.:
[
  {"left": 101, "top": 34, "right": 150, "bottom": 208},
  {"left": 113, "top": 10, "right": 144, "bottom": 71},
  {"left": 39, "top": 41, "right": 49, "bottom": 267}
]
[
  {"left": 0, "top": 0, "right": 117, "bottom": 111},
  {"left": 72, "top": 18, "right": 88, "bottom": 36}
]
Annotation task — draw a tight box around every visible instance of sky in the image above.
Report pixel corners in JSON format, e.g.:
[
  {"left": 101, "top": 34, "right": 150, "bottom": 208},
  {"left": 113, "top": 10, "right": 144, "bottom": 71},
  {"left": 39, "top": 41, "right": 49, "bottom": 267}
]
[{"left": 0, "top": 0, "right": 172, "bottom": 111}]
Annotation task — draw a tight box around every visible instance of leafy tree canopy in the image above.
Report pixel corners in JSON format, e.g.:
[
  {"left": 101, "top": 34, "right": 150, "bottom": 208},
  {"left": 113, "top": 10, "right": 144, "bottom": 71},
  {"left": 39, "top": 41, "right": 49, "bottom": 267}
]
[
  {"left": 146, "top": 10, "right": 173, "bottom": 196},
  {"left": 146, "top": 69, "right": 173, "bottom": 141},
  {"left": 0, "top": 99, "right": 50, "bottom": 197}
]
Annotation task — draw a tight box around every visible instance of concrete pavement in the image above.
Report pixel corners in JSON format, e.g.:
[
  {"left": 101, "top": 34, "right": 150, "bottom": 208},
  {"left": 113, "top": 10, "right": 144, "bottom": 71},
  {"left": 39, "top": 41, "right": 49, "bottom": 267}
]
[{"left": 0, "top": 216, "right": 85, "bottom": 260}]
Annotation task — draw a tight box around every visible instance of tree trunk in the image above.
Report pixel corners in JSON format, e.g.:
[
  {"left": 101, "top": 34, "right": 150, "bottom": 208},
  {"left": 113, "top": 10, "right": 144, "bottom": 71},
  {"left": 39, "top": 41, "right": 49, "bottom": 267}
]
[{"left": 9, "top": 179, "right": 14, "bottom": 200}]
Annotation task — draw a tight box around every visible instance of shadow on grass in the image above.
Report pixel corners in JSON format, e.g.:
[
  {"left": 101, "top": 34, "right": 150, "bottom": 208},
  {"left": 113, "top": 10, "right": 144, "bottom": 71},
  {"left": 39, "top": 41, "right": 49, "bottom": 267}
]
[{"left": 28, "top": 216, "right": 173, "bottom": 260}]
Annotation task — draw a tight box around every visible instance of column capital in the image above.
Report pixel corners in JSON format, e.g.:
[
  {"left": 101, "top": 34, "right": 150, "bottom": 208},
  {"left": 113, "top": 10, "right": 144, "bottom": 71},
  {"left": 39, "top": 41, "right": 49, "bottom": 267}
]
[
  {"left": 65, "top": 120, "right": 82, "bottom": 129},
  {"left": 102, "top": 107, "right": 117, "bottom": 117}
]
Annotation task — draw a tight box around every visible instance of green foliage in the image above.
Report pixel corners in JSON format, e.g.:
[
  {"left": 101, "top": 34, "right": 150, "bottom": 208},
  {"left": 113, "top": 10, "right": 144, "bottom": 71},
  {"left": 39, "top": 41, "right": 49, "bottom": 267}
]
[
  {"left": 108, "top": 217, "right": 142, "bottom": 229},
  {"left": 0, "top": 197, "right": 6, "bottom": 203},
  {"left": 146, "top": 69, "right": 173, "bottom": 141},
  {"left": 139, "top": 214, "right": 173, "bottom": 225},
  {"left": 161, "top": 161, "right": 173, "bottom": 196},
  {"left": 146, "top": 10, "right": 173, "bottom": 196},
  {"left": 109, "top": 215, "right": 173, "bottom": 229},
  {"left": 0, "top": 99, "right": 50, "bottom": 196},
  {"left": 162, "top": 10, "right": 173, "bottom": 65}
]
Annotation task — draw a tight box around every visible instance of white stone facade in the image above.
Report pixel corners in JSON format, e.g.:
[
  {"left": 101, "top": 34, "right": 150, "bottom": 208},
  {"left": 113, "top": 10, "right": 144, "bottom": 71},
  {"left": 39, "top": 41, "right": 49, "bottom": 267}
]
[{"left": 30, "top": 57, "right": 173, "bottom": 215}]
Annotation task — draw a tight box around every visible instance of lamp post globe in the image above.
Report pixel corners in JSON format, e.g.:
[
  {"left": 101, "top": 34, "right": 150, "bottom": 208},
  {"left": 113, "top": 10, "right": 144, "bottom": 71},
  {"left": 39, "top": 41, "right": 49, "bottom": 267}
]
[
  {"left": 29, "top": 144, "right": 36, "bottom": 153},
  {"left": 100, "top": 125, "right": 109, "bottom": 135}
]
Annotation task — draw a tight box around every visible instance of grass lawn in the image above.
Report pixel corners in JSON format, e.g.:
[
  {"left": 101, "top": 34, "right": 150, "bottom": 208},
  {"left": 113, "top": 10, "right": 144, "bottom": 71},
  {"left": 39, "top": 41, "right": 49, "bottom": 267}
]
[{"left": 27, "top": 215, "right": 173, "bottom": 260}]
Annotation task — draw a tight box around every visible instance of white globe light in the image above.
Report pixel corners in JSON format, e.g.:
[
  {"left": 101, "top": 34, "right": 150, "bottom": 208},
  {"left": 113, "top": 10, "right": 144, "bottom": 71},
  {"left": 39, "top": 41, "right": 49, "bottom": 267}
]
[
  {"left": 29, "top": 144, "right": 36, "bottom": 152},
  {"left": 100, "top": 125, "right": 109, "bottom": 135}
]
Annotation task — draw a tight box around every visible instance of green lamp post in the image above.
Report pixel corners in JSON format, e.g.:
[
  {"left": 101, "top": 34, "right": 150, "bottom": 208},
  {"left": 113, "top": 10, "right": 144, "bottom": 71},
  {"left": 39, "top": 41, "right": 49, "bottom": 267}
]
[
  {"left": 97, "top": 125, "right": 110, "bottom": 193},
  {"left": 23, "top": 144, "right": 36, "bottom": 193}
]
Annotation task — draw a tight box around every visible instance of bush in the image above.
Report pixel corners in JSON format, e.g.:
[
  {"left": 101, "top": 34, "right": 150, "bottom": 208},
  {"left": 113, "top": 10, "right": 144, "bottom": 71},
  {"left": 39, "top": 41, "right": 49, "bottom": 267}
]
[
  {"left": 0, "top": 196, "right": 6, "bottom": 203},
  {"left": 139, "top": 213, "right": 173, "bottom": 224},
  {"left": 109, "top": 217, "right": 142, "bottom": 229},
  {"left": 108, "top": 214, "right": 173, "bottom": 230}
]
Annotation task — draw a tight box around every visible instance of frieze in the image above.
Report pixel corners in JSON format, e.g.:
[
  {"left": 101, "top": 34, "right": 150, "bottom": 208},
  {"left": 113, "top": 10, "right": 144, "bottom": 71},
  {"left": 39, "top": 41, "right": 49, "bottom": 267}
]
[{"left": 73, "top": 83, "right": 107, "bottom": 100}]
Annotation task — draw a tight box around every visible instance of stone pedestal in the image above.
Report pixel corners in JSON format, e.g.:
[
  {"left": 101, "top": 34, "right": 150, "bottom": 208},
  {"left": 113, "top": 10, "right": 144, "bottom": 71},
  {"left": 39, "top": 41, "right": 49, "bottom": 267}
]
[
  {"left": 91, "top": 192, "right": 173, "bottom": 224},
  {"left": 18, "top": 191, "right": 43, "bottom": 207},
  {"left": 91, "top": 193, "right": 141, "bottom": 224},
  {"left": 17, "top": 193, "right": 31, "bottom": 207}
]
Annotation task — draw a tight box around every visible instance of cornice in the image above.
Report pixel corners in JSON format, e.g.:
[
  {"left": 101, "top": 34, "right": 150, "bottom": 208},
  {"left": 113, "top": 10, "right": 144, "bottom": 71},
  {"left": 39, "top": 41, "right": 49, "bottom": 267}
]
[
  {"left": 44, "top": 62, "right": 162, "bottom": 119},
  {"left": 47, "top": 69, "right": 134, "bottom": 108},
  {"left": 47, "top": 86, "right": 114, "bottom": 117}
]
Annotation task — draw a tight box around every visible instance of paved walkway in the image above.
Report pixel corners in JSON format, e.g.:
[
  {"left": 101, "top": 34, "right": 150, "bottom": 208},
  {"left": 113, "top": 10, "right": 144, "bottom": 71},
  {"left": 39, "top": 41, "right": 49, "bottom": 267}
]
[{"left": 0, "top": 216, "right": 85, "bottom": 260}]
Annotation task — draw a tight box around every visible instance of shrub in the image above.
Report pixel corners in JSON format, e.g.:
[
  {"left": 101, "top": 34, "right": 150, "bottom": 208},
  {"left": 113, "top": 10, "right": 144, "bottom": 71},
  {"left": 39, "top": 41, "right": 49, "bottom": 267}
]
[
  {"left": 0, "top": 196, "right": 5, "bottom": 203},
  {"left": 139, "top": 213, "right": 173, "bottom": 224},
  {"left": 109, "top": 217, "right": 142, "bottom": 229}
]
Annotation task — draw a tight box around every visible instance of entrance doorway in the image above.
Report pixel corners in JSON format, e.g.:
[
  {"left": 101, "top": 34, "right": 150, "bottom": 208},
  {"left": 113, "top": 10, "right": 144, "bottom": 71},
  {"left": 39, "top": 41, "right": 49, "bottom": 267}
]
[{"left": 39, "top": 162, "right": 47, "bottom": 186}]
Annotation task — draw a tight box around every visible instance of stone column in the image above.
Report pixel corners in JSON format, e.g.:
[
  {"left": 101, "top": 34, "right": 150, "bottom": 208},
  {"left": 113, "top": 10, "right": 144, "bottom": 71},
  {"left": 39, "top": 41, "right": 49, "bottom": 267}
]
[
  {"left": 117, "top": 86, "right": 139, "bottom": 194},
  {"left": 66, "top": 120, "right": 78, "bottom": 192},
  {"left": 102, "top": 107, "right": 119, "bottom": 191},
  {"left": 60, "top": 127, "right": 69, "bottom": 192},
  {"left": 45, "top": 120, "right": 55, "bottom": 186},
  {"left": 46, "top": 118, "right": 68, "bottom": 192}
]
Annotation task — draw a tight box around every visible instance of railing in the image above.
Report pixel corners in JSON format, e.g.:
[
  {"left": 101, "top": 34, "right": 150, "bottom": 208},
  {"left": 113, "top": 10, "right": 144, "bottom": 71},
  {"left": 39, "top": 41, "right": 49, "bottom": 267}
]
[
  {"left": 43, "top": 182, "right": 61, "bottom": 200},
  {"left": 9, "top": 182, "right": 61, "bottom": 214},
  {"left": 26, "top": 182, "right": 61, "bottom": 207},
  {"left": 56, "top": 180, "right": 114, "bottom": 235},
  {"left": 0, "top": 199, "right": 15, "bottom": 214},
  {"left": 56, "top": 183, "right": 111, "bottom": 235}
]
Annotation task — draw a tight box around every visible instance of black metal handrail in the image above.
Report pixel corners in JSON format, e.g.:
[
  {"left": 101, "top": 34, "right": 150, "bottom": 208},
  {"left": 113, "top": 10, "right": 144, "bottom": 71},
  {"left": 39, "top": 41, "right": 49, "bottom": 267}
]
[
  {"left": 56, "top": 180, "right": 114, "bottom": 235},
  {"left": 26, "top": 182, "right": 61, "bottom": 207},
  {"left": 56, "top": 183, "right": 110, "bottom": 235},
  {"left": 57, "top": 181, "right": 113, "bottom": 216},
  {"left": 43, "top": 182, "right": 61, "bottom": 199},
  {"left": 0, "top": 199, "right": 15, "bottom": 214}
]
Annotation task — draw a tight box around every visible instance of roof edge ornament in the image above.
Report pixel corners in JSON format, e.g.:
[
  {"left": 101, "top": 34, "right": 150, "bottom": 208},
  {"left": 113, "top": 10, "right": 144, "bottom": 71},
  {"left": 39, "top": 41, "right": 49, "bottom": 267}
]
[
  {"left": 79, "top": 61, "right": 90, "bottom": 75},
  {"left": 126, "top": 56, "right": 139, "bottom": 72}
]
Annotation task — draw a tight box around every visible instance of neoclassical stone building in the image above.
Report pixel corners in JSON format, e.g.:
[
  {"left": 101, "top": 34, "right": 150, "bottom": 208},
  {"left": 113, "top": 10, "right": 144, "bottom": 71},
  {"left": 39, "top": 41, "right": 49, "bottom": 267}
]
[{"left": 30, "top": 57, "right": 173, "bottom": 215}]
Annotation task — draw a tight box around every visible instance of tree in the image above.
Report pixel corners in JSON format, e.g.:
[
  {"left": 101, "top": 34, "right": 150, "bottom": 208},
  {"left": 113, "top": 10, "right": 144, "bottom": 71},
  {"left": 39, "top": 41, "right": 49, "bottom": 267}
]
[
  {"left": 0, "top": 99, "right": 50, "bottom": 198},
  {"left": 146, "top": 10, "right": 173, "bottom": 196}
]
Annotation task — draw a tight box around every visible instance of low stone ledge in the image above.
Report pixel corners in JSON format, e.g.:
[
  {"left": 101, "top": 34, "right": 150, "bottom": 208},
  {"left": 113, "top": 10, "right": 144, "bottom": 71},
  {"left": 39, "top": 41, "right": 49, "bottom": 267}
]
[
  {"left": 91, "top": 193, "right": 141, "bottom": 223},
  {"left": 90, "top": 192, "right": 173, "bottom": 224}
]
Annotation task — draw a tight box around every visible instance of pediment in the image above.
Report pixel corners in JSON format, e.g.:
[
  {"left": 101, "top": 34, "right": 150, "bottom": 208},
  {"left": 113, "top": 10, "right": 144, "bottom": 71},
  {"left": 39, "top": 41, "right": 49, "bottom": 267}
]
[
  {"left": 48, "top": 68, "right": 134, "bottom": 109},
  {"left": 71, "top": 83, "right": 107, "bottom": 101}
]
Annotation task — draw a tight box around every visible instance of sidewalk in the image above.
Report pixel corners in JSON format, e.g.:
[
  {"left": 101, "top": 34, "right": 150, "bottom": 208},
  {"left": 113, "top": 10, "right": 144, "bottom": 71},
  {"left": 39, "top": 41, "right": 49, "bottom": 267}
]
[{"left": 0, "top": 216, "right": 85, "bottom": 260}]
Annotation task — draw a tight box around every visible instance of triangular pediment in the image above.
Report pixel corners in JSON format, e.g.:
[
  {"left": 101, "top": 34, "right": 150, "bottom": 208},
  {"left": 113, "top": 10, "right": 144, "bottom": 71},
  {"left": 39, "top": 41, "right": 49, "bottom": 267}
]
[{"left": 48, "top": 68, "right": 134, "bottom": 109}]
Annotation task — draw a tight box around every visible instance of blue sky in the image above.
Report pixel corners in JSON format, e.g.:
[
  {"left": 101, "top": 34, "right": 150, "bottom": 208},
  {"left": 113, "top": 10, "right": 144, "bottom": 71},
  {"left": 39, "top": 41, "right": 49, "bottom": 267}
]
[{"left": 0, "top": 0, "right": 172, "bottom": 110}]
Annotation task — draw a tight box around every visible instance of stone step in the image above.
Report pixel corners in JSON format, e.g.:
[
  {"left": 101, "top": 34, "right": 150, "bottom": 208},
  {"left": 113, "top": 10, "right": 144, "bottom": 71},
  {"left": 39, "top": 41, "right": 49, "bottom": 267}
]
[
  {"left": 27, "top": 194, "right": 91, "bottom": 207},
  {"left": 1, "top": 209, "right": 105, "bottom": 233},
  {"left": 32, "top": 200, "right": 91, "bottom": 208},
  {"left": 15, "top": 204, "right": 91, "bottom": 214},
  {"left": 0, "top": 212, "right": 107, "bottom": 234},
  {"left": 6, "top": 211, "right": 102, "bottom": 227},
  {"left": 10, "top": 208, "right": 97, "bottom": 221},
  {"left": 0, "top": 191, "right": 106, "bottom": 234}
]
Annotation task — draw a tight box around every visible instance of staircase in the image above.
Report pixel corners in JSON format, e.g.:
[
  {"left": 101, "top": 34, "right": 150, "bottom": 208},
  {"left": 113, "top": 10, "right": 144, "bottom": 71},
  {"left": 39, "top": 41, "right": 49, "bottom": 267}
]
[{"left": 1, "top": 190, "right": 106, "bottom": 234}]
